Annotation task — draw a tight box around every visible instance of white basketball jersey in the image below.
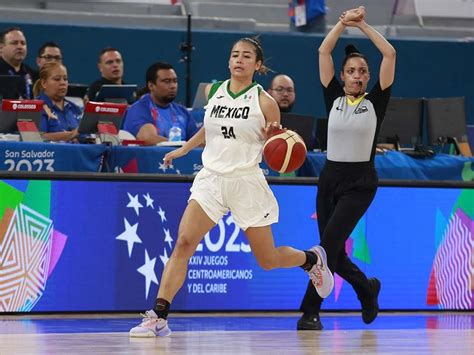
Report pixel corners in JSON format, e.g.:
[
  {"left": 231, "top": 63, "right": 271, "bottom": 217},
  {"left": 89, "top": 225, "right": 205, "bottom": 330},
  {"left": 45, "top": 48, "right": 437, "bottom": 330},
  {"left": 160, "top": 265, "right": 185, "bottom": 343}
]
[{"left": 202, "top": 80, "right": 265, "bottom": 175}]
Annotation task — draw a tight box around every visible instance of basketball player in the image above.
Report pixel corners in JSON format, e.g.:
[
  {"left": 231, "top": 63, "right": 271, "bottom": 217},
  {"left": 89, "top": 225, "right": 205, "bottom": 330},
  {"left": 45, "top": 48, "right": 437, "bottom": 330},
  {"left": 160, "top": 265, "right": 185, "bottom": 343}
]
[
  {"left": 129, "top": 37, "right": 334, "bottom": 337},
  {"left": 297, "top": 6, "right": 396, "bottom": 330}
]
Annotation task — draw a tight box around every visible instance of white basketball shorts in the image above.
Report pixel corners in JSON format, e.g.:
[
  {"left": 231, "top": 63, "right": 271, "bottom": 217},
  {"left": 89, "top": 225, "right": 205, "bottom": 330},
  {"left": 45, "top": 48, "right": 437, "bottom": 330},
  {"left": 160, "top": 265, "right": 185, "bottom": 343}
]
[{"left": 189, "top": 168, "right": 279, "bottom": 230}]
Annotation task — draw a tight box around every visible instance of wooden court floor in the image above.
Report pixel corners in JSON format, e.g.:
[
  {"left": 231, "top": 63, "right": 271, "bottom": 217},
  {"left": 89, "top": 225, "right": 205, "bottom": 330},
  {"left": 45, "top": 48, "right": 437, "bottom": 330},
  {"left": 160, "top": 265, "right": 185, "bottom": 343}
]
[{"left": 0, "top": 312, "right": 472, "bottom": 354}]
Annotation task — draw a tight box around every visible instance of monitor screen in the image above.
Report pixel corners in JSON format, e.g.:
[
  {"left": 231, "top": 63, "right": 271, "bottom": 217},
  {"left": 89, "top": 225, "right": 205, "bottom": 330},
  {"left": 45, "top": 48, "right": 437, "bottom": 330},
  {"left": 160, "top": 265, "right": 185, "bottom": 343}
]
[
  {"left": 378, "top": 98, "right": 423, "bottom": 146},
  {"left": 0, "top": 75, "right": 24, "bottom": 100},
  {"left": 426, "top": 97, "right": 468, "bottom": 144},
  {"left": 314, "top": 118, "right": 328, "bottom": 151},
  {"left": 96, "top": 84, "right": 137, "bottom": 104},
  {"left": 0, "top": 99, "right": 43, "bottom": 133},
  {"left": 78, "top": 101, "right": 127, "bottom": 134},
  {"left": 280, "top": 113, "right": 316, "bottom": 151}
]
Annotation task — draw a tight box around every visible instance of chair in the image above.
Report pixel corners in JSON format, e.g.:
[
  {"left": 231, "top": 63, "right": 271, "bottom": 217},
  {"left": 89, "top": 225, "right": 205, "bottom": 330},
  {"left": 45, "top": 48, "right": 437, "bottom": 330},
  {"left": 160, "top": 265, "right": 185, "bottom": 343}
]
[
  {"left": 378, "top": 97, "right": 423, "bottom": 149},
  {"left": 426, "top": 97, "right": 472, "bottom": 157}
]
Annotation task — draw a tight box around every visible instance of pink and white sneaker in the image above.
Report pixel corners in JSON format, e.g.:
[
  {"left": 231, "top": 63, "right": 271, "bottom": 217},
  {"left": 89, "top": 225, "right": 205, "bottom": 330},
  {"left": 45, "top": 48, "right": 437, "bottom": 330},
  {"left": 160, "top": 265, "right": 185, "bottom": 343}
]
[
  {"left": 307, "top": 245, "right": 334, "bottom": 298},
  {"left": 129, "top": 310, "right": 171, "bottom": 338}
]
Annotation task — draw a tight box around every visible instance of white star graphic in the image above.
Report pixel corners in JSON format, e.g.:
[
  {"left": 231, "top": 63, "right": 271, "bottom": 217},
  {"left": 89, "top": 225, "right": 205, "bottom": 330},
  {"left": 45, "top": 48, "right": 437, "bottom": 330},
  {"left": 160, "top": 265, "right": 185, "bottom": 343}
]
[
  {"left": 160, "top": 248, "right": 170, "bottom": 266},
  {"left": 157, "top": 206, "right": 167, "bottom": 222},
  {"left": 137, "top": 250, "right": 159, "bottom": 299},
  {"left": 127, "top": 193, "right": 143, "bottom": 216},
  {"left": 116, "top": 218, "right": 142, "bottom": 258},
  {"left": 159, "top": 162, "right": 173, "bottom": 172},
  {"left": 164, "top": 228, "right": 173, "bottom": 249},
  {"left": 143, "top": 193, "right": 155, "bottom": 209}
]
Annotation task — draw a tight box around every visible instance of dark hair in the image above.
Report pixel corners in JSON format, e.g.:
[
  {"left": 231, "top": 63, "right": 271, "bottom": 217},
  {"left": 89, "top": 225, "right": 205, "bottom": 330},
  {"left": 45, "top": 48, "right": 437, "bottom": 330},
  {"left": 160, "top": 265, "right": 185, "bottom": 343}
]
[
  {"left": 233, "top": 37, "right": 270, "bottom": 75},
  {"left": 1, "top": 27, "right": 23, "bottom": 43},
  {"left": 341, "top": 44, "right": 369, "bottom": 72},
  {"left": 145, "top": 62, "right": 174, "bottom": 84},
  {"left": 37, "top": 42, "right": 61, "bottom": 57},
  {"left": 98, "top": 47, "right": 120, "bottom": 62}
]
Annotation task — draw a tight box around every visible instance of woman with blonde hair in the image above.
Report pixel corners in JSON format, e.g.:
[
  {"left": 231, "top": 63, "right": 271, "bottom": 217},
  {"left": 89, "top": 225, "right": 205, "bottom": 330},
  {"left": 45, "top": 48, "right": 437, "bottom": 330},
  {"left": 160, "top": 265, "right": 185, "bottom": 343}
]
[{"left": 33, "top": 61, "right": 82, "bottom": 142}]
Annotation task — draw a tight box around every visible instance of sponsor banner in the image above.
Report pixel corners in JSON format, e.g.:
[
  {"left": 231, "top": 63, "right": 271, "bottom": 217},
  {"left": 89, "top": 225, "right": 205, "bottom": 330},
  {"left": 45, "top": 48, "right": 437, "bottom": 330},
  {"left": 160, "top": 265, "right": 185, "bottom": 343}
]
[
  {"left": 0, "top": 179, "right": 472, "bottom": 312},
  {"left": 0, "top": 142, "right": 106, "bottom": 172},
  {"left": 2, "top": 100, "right": 44, "bottom": 112},
  {"left": 85, "top": 101, "right": 127, "bottom": 115}
]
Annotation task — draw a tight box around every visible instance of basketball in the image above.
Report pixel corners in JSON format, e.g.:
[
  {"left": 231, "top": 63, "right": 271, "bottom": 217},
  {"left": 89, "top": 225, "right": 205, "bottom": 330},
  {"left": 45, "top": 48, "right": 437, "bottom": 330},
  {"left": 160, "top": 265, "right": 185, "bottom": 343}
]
[{"left": 263, "top": 129, "right": 307, "bottom": 173}]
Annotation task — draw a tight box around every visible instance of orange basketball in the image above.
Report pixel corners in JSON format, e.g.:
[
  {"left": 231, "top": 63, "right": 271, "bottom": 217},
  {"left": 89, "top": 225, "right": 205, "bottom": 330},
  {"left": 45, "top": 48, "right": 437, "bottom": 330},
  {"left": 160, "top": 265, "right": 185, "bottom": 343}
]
[{"left": 263, "top": 129, "right": 307, "bottom": 173}]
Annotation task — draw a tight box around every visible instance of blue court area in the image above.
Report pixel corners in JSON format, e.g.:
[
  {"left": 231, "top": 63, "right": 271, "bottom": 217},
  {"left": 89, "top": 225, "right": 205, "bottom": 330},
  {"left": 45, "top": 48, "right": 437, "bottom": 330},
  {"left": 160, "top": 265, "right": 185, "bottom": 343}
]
[{"left": 1, "top": 313, "right": 472, "bottom": 334}]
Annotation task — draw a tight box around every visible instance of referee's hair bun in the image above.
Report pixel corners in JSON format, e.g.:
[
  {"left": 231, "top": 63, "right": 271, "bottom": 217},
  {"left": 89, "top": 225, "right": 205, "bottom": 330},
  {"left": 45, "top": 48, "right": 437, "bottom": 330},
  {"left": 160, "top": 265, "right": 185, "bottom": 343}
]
[{"left": 345, "top": 44, "right": 360, "bottom": 55}]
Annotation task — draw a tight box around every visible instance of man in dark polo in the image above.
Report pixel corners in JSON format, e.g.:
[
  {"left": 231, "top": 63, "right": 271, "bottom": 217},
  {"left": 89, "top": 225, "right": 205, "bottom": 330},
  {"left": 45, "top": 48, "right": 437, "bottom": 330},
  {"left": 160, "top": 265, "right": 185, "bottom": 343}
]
[{"left": 0, "top": 27, "right": 35, "bottom": 99}]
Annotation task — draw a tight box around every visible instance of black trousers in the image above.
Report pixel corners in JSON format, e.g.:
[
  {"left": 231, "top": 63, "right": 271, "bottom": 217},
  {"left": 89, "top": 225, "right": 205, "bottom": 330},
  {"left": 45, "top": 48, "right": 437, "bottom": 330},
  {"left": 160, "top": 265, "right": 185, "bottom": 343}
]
[{"left": 300, "top": 160, "right": 378, "bottom": 314}]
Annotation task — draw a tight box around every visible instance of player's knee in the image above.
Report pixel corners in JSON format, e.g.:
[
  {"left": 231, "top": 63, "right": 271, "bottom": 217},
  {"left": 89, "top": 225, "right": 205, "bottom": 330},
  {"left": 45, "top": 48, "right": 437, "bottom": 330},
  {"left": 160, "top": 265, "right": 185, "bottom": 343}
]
[
  {"left": 174, "top": 235, "right": 196, "bottom": 259},
  {"left": 257, "top": 256, "right": 277, "bottom": 271}
]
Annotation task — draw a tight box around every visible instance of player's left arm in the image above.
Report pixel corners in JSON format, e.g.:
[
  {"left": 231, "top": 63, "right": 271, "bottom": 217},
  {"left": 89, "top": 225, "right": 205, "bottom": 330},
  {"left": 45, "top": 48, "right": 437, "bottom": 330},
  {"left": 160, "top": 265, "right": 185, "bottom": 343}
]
[{"left": 259, "top": 90, "right": 281, "bottom": 138}]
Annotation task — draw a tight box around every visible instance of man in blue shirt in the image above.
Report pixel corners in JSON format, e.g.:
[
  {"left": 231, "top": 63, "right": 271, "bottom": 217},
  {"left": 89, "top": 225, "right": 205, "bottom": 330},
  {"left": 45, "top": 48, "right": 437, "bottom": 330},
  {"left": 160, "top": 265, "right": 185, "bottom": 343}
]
[{"left": 123, "top": 62, "right": 198, "bottom": 145}]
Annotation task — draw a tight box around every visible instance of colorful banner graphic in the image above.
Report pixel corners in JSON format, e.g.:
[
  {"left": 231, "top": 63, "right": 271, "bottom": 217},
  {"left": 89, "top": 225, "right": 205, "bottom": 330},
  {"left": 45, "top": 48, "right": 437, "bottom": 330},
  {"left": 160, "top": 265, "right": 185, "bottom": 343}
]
[{"left": 0, "top": 179, "right": 472, "bottom": 312}]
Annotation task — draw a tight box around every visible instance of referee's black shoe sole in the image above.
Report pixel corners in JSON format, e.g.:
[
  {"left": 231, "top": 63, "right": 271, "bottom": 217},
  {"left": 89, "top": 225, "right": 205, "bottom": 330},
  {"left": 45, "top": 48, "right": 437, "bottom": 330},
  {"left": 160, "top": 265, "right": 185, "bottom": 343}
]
[
  {"left": 297, "top": 313, "right": 323, "bottom": 330},
  {"left": 361, "top": 277, "right": 381, "bottom": 324}
]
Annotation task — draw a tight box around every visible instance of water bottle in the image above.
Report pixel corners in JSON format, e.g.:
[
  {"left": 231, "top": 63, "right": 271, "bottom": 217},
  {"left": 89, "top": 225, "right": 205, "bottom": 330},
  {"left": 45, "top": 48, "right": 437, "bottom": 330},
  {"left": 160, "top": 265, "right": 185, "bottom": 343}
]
[{"left": 169, "top": 126, "right": 182, "bottom": 142}]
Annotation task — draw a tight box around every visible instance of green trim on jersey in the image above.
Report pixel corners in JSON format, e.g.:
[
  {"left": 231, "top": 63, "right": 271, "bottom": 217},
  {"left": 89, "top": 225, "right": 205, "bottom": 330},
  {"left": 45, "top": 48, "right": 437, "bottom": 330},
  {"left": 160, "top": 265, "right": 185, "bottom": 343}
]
[
  {"left": 226, "top": 81, "right": 259, "bottom": 99},
  {"left": 208, "top": 81, "right": 224, "bottom": 100}
]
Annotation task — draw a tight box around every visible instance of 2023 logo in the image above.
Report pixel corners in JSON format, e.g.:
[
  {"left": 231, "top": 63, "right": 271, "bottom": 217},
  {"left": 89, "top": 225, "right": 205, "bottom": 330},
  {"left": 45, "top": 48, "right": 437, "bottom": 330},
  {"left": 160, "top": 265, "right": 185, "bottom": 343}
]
[
  {"left": 196, "top": 214, "right": 251, "bottom": 253},
  {"left": 4, "top": 158, "right": 54, "bottom": 171}
]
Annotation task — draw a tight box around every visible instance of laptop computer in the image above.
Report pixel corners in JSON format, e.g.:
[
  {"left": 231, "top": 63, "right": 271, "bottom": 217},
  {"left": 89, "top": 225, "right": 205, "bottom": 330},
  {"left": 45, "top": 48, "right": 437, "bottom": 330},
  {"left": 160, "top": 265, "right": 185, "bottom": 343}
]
[
  {"left": 67, "top": 83, "right": 89, "bottom": 98},
  {"left": 280, "top": 113, "right": 316, "bottom": 151},
  {"left": 192, "top": 82, "right": 211, "bottom": 109},
  {"left": 0, "top": 99, "right": 44, "bottom": 142},
  {"left": 96, "top": 84, "right": 137, "bottom": 104},
  {"left": 78, "top": 101, "right": 127, "bottom": 135}
]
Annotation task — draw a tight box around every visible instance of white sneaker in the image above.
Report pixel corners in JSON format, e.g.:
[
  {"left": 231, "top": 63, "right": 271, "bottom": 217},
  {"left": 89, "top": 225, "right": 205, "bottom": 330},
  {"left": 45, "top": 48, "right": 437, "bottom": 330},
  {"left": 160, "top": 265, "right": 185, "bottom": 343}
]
[
  {"left": 307, "top": 245, "right": 334, "bottom": 298},
  {"left": 129, "top": 310, "right": 171, "bottom": 338}
]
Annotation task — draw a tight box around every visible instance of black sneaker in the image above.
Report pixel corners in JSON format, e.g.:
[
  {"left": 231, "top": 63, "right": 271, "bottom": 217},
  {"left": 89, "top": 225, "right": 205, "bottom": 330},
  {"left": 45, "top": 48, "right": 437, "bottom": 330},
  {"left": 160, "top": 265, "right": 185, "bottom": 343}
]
[
  {"left": 297, "top": 313, "right": 323, "bottom": 330},
  {"left": 361, "top": 277, "right": 381, "bottom": 324}
]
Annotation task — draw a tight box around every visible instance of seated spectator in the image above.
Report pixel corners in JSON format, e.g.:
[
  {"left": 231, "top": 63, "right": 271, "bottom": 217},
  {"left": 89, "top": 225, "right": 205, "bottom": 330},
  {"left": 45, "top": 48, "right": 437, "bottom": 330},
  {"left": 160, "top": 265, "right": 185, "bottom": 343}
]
[
  {"left": 85, "top": 47, "right": 127, "bottom": 102},
  {"left": 122, "top": 62, "right": 198, "bottom": 145},
  {"left": 0, "top": 27, "right": 35, "bottom": 99},
  {"left": 267, "top": 74, "right": 296, "bottom": 112},
  {"left": 33, "top": 62, "right": 82, "bottom": 142},
  {"left": 32, "top": 42, "right": 63, "bottom": 82}
]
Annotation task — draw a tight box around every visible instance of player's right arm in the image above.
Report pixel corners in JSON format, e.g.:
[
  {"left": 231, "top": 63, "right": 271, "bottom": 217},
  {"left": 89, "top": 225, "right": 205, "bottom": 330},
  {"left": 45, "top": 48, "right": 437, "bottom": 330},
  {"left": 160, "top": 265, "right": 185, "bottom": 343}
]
[{"left": 163, "top": 126, "right": 205, "bottom": 166}]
